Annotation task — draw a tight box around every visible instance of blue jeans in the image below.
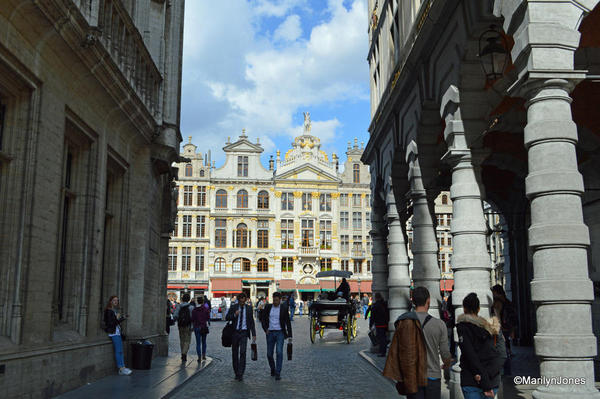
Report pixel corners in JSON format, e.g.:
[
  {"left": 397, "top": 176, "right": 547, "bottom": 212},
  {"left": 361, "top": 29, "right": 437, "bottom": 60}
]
[
  {"left": 290, "top": 306, "right": 295, "bottom": 320},
  {"left": 110, "top": 335, "right": 125, "bottom": 368},
  {"left": 266, "top": 330, "right": 285, "bottom": 375},
  {"left": 461, "top": 386, "right": 498, "bottom": 399},
  {"left": 194, "top": 328, "right": 207, "bottom": 357},
  {"left": 363, "top": 305, "right": 368, "bottom": 318}
]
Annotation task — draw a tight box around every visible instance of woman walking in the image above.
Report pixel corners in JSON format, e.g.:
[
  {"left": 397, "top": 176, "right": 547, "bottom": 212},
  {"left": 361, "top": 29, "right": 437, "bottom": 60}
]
[
  {"left": 104, "top": 295, "right": 132, "bottom": 375},
  {"left": 192, "top": 296, "right": 211, "bottom": 361}
]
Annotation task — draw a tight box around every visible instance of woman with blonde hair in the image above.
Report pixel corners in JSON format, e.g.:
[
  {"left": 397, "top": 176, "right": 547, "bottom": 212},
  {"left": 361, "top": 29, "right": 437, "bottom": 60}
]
[{"left": 103, "top": 295, "right": 132, "bottom": 375}]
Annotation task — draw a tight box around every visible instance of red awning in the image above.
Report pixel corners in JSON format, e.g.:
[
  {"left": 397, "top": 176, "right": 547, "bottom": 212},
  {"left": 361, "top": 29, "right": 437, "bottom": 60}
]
[
  {"left": 188, "top": 285, "right": 208, "bottom": 289},
  {"left": 211, "top": 278, "right": 243, "bottom": 293},
  {"left": 278, "top": 279, "right": 297, "bottom": 291},
  {"left": 349, "top": 280, "right": 372, "bottom": 293},
  {"left": 320, "top": 280, "right": 335, "bottom": 291},
  {"left": 440, "top": 279, "right": 454, "bottom": 291},
  {"left": 167, "top": 284, "right": 184, "bottom": 289},
  {"left": 297, "top": 284, "right": 320, "bottom": 292}
]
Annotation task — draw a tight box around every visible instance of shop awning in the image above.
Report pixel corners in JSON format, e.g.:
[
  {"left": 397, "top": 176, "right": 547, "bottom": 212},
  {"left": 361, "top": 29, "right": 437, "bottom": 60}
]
[
  {"left": 440, "top": 279, "right": 454, "bottom": 291},
  {"left": 242, "top": 280, "right": 271, "bottom": 283},
  {"left": 278, "top": 279, "right": 297, "bottom": 291},
  {"left": 211, "top": 278, "right": 243, "bottom": 294},
  {"left": 188, "top": 285, "right": 208, "bottom": 289},
  {"left": 167, "top": 284, "right": 184, "bottom": 289},
  {"left": 297, "top": 284, "right": 320, "bottom": 292},
  {"left": 319, "top": 280, "right": 335, "bottom": 291},
  {"left": 349, "top": 280, "right": 372, "bottom": 293}
]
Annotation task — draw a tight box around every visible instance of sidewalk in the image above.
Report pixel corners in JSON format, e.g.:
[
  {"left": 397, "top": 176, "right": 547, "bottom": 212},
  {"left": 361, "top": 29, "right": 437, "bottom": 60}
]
[{"left": 54, "top": 355, "right": 213, "bottom": 399}]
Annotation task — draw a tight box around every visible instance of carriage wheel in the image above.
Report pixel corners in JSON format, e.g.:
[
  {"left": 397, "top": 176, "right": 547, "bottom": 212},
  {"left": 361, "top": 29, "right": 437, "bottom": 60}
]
[
  {"left": 310, "top": 315, "right": 316, "bottom": 344},
  {"left": 345, "top": 314, "right": 352, "bottom": 344},
  {"left": 319, "top": 325, "right": 325, "bottom": 338},
  {"left": 352, "top": 316, "right": 358, "bottom": 339}
]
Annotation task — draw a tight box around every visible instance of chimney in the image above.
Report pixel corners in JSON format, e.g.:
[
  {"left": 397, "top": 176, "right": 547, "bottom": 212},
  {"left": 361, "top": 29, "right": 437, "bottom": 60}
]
[
  {"left": 269, "top": 155, "right": 274, "bottom": 171},
  {"left": 276, "top": 150, "right": 281, "bottom": 168},
  {"left": 354, "top": 138, "right": 358, "bottom": 149},
  {"left": 208, "top": 150, "right": 211, "bottom": 166}
]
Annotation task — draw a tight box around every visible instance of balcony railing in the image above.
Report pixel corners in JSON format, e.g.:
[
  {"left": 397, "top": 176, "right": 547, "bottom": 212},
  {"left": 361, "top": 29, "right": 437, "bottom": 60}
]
[
  {"left": 97, "top": 0, "right": 162, "bottom": 117},
  {"left": 299, "top": 246, "right": 318, "bottom": 256},
  {"left": 352, "top": 249, "right": 365, "bottom": 257}
]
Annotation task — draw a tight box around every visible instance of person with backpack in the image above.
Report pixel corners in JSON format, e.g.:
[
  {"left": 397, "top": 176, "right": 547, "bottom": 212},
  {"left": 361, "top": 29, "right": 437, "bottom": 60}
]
[
  {"left": 103, "top": 295, "right": 132, "bottom": 376},
  {"left": 457, "top": 292, "right": 506, "bottom": 399},
  {"left": 491, "top": 284, "right": 517, "bottom": 375},
  {"left": 174, "top": 292, "right": 194, "bottom": 362},
  {"left": 192, "top": 296, "right": 211, "bottom": 361}
]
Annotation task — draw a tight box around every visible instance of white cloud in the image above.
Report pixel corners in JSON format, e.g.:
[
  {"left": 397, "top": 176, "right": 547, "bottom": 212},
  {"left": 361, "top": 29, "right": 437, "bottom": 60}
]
[
  {"left": 181, "top": 0, "right": 369, "bottom": 164},
  {"left": 274, "top": 14, "right": 302, "bottom": 42}
]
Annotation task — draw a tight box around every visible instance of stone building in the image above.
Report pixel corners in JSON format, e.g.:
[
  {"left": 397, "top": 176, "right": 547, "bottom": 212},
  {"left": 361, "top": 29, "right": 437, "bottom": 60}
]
[
  {"left": 168, "top": 114, "right": 373, "bottom": 303},
  {"left": 362, "top": 0, "right": 600, "bottom": 397},
  {"left": 0, "top": 1, "right": 184, "bottom": 397}
]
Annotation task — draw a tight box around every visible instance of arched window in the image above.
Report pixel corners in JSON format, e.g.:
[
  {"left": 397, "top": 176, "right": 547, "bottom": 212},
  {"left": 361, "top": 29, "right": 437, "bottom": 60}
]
[
  {"left": 235, "top": 223, "right": 249, "bottom": 248},
  {"left": 216, "top": 189, "right": 227, "bottom": 208},
  {"left": 199, "top": 169, "right": 205, "bottom": 177},
  {"left": 237, "top": 189, "right": 248, "bottom": 208},
  {"left": 258, "top": 190, "right": 269, "bottom": 209},
  {"left": 257, "top": 258, "right": 269, "bottom": 272},
  {"left": 441, "top": 194, "right": 448, "bottom": 205},
  {"left": 233, "top": 257, "right": 251, "bottom": 272},
  {"left": 185, "top": 163, "right": 193, "bottom": 177},
  {"left": 214, "top": 257, "right": 226, "bottom": 272}
]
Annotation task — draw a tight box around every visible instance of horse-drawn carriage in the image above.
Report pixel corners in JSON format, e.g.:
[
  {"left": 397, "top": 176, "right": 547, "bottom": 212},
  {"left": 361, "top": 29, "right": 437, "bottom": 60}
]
[{"left": 309, "top": 270, "right": 358, "bottom": 344}]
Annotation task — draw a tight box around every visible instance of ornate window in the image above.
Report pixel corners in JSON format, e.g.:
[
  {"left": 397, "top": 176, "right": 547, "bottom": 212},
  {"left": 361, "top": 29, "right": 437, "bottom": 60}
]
[
  {"left": 216, "top": 189, "right": 227, "bottom": 208},
  {"left": 196, "top": 216, "right": 205, "bottom": 237},
  {"left": 341, "top": 235, "right": 349, "bottom": 253},
  {"left": 281, "top": 192, "right": 294, "bottom": 210},
  {"left": 237, "top": 189, "right": 248, "bottom": 208},
  {"left": 352, "top": 235, "right": 363, "bottom": 251},
  {"left": 235, "top": 223, "right": 249, "bottom": 248},
  {"left": 237, "top": 156, "right": 248, "bottom": 177},
  {"left": 214, "top": 257, "right": 226, "bottom": 272},
  {"left": 199, "top": 169, "right": 205, "bottom": 177},
  {"left": 340, "top": 211, "right": 349, "bottom": 229},
  {"left": 353, "top": 259, "right": 363, "bottom": 274},
  {"left": 319, "top": 193, "right": 331, "bottom": 211},
  {"left": 195, "top": 247, "right": 204, "bottom": 271},
  {"left": 182, "top": 247, "right": 191, "bottom": 271},
  {"left": 172, "top": 216, "right": 179, "bottom": 237},
  {"left": 366, "top": 212, "right": 371, "bottom": 228},
  {"left": 320, "top": 258, "right": 332, "bottom": 271},
  {"left": 258, "top": 190, "right": 269, "bottom": 209},
  {"left": 301, "top": 219, "right": 314, "bottom": 247},
  {"left": 319, "top": 220, "right": 332, "bottom": 249},
  {"left": 182, "top": 215, "right": 192, "bottom": 237},
  {"left": 197, "top": 186, "right": 206, "bottom": 206},
  {"left": 185, "top": 163, "right": 192, "bottom": 177},
  {"left": 233, "top": 257, "right": 251, "bottom": 272},
  {"left": 441, "top": 194, "right": 448, "bottom": 205},
  {"left": 341, "top": 259, "right": 349, "bottom": 272},
  {"left": 215, "top": 218, "right": 226, "bottom": 248},
  {"left": 257, "top": 258, "right": 269, "bottom": 272},
  {"left": 168, "top": 247, "right": 177, "bottom": 271},
  {"left": 352, "top": 212, "right": 362, "bottom": 229},
  {"left": 281, "top": 219, "right": 294, "bottom": 249},
  {"left": 258, "top": 220, "right": 269, "bottom": 248},
  {"left": 302, "top": 193, "right": 312, "bottom": 211},
  {"left": 281, "top": 257, "right": 294, "bottom": 272},
  {"left": 184, "top": 185, "right": 193, "bottom": 206},
  {"left": 352, "top": 194, "right": 361, "bottom": 207},
  {"left": 340, "top": 193, "right": 348, "bottom": 207},
  {"left": 353, "top": 164, "right": 360, "bottom": 183}
]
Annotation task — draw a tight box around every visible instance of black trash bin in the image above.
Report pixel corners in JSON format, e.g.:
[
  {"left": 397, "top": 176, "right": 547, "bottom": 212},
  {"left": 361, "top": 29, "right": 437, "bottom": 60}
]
[{"left": 131, "top": 341, "right": 154, "bottom": 370}]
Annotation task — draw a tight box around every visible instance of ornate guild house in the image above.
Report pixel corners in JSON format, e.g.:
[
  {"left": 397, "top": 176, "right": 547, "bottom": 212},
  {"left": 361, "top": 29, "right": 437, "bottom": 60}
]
[{"left": 169, "top": 114, "right": 373, "bottom": 302}]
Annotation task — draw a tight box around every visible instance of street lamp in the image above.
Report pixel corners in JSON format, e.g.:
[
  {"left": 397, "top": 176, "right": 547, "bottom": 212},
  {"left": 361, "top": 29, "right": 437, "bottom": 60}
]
[
  {"left": 478, "top": 25, "right": 509, "bottom": 83},
  {"left": 358, "top": 277, "right": 361, "bottom": 298}
]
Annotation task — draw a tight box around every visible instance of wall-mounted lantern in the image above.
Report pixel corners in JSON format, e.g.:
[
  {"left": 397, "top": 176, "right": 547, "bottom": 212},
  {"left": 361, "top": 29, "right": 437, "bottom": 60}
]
[{"left": 478, "top": 25, "right": 509, "bottom": 83}]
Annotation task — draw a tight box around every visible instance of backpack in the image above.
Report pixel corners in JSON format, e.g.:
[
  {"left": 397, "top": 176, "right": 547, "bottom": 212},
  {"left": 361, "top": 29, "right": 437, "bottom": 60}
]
[{"left": 178, "top": 304, "right": 192, "bottom": 328}]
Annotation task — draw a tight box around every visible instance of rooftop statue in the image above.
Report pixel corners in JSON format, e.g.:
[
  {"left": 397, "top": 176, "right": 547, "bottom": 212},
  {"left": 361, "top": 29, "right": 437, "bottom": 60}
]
[{"left": 303, "top": 111, "right": 312, "bottom": 133}]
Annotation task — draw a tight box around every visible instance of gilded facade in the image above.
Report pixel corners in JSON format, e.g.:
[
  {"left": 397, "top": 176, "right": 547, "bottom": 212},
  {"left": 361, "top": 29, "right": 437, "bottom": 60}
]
[{"left": 169, "top": 114, "right": 373, "bottom": 302}]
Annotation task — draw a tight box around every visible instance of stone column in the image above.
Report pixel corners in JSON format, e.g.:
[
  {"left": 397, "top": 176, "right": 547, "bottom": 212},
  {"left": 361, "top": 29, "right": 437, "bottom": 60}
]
[
  {"left": 523, "top": 79, "right": 599, "bottom": 399},
  {"left": 386, "top": 188, "right": 411, "bottom": 330},
  {"left": 440, "top": 85, "right": 492, "bottom": 317},
  {"left": 370, "top": 210, "right": 389, "bottom": 301},
  {"left": 406, "top": 141, "right": 442, "bottom": 316}
]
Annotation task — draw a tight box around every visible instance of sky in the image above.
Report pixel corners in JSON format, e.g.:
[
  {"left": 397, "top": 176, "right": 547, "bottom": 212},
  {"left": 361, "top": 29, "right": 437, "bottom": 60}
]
[{"left": 181, "top": 0, "right": 371, "bottom": 168}]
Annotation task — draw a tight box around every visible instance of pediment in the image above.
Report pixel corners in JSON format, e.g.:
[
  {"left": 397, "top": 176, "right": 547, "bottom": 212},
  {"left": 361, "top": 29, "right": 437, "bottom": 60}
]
[
  {"left": 276, "top": 164, "right": 339, "bottom": 182},
  {"left": 223, "top": 139, "right": 263, "bottom": 153}
]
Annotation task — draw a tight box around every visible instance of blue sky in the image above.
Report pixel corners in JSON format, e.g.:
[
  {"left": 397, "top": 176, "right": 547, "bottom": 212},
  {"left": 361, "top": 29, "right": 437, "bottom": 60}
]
[{"left": 181, "top": 0, "right": 370, "bottom": 168}]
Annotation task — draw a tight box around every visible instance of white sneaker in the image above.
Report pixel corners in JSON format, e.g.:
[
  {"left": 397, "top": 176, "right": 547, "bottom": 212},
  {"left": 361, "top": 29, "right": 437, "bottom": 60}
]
[{"left": 119, "top": 367, "right": 132, "bottom": 375}]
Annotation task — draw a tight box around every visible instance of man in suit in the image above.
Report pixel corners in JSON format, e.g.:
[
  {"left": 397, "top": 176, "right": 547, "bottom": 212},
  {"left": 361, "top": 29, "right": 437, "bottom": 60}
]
[
  {"left": 226, "top": 292, "right": 256, "bottom": 381},
  {"left": 259, "top": 291, "right": 292, "bottom": 380}
]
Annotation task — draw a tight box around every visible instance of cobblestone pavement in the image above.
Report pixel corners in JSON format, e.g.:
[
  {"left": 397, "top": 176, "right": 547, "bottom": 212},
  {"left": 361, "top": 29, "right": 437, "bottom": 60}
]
[{"left": 168, "top": 315, "right": 398, "bottom": 399}]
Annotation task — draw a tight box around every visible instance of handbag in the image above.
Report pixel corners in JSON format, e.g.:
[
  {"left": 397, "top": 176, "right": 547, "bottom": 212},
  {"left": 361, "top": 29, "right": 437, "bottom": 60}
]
[
  {"left": 287, "top": 341, "right": 293, "bottom": 361},
  {"left": 221, "top": 321, "right": 234, "bottom": 347},
  {"left": 200, "top": 325, "right": 209, "bottom": 335},
  {"left": 251, "top": 343, "right": 257, "bottom": 361}
]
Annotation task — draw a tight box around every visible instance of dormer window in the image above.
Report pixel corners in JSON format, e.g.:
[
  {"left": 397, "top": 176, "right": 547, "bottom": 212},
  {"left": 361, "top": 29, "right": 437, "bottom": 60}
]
[
  {"left": 199, "top": 169, "right": 205, "bottom": 177},
  {"left": 353, "top": 164, "right": 360, "bottom": 183},
  {"left": 185, "top": 163, "right": 192, "bottom": 177},
  {"left": 237, "top": 155, "right": 248, "bottom": 177}
]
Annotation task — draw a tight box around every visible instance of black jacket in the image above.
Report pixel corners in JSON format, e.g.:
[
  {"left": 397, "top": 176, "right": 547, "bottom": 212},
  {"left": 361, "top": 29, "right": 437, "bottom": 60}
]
[
  {"left": 260, "top": 303, "right": 293, "bottom": 338},
  {"left": 103, "top": 308, "right": 124, "bottom": 334},
  {"left": 336, "top": 280, "right": 350, "bottom": 300},
  {"left": 226, "top": 303, "right": 257, "bottom": 337},
  {"left": 456, "top": 314, "right": 505, "bottom": 391},
  {"left": 369, "top": 300, "right": 389, "bottom": 329}
]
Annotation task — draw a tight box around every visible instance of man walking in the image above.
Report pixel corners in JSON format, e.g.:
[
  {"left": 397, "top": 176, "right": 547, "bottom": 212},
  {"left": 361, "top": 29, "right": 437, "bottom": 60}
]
[
  {"left": 409, "top": 287, "right": 453, "bottom": 399},
  {"left": 361, "top": 293, "right": 369, "bottom": 319},
  {"left": 369, "top": 292, "right": 389, "bottom": 357},
  {"left": 259, "top": 292, "right": 292, "bottom": 380},
  {"left": 289, "top": 294, "right": 296, "bottom": 321},
  {"left": 226, "top": 293, "right": 257, "bottom": 381},
  {"left": 173, "top": 293, "right": 194, "bottom": 362}
]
